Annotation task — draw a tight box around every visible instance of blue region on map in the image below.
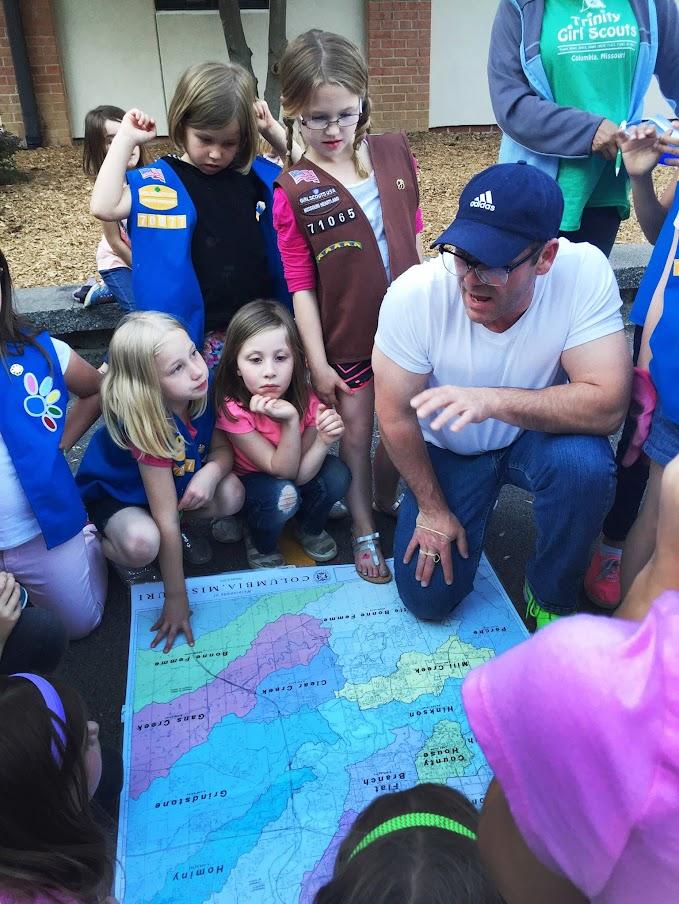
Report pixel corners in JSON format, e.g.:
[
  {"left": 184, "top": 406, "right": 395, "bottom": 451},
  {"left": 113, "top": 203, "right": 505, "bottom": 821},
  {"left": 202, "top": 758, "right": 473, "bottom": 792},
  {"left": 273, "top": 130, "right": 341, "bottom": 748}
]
[{"left": 116, "top": 558, "right": 527, "bottom": 904}]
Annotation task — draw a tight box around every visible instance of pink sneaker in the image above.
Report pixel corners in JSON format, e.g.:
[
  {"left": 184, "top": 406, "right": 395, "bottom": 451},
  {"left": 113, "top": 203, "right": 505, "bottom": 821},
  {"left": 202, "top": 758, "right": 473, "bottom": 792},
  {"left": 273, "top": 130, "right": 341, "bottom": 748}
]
[{"left": 584, "top": 547, "right": 622, "bottom": 609}]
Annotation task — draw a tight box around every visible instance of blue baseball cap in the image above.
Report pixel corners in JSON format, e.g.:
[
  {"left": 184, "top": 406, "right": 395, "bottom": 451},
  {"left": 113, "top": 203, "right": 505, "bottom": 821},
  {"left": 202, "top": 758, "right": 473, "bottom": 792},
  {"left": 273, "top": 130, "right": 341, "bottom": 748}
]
[{"left": 431, "top": 162, "right": 564, "bottom": 267}]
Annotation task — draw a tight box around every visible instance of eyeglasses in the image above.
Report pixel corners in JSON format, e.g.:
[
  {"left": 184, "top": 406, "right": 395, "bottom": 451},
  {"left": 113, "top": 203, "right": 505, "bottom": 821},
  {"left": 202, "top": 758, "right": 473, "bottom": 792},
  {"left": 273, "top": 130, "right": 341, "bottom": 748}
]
[
  {"left": 440, "top": 244, "right": 543, "bottom": 287},
  {"left": 299, "top": 111, "right": 361, "bottom": 131}
]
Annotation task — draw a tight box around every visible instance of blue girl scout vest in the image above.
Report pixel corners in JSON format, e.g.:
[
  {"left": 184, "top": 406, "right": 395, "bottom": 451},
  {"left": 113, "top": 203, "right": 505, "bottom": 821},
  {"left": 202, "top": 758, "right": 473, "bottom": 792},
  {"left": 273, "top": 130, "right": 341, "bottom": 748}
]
[
  {"left": 127, "top": 156, "right": 290, "bottom": 347},
  {"left": 0, "top": 333, "right": 87, "bottom": 549},
  {"left": 630, "top": 189, "right": 679, "bottom": 422},
  {"left": 76, "top": 402, "right": 215, "bottom": 509}
]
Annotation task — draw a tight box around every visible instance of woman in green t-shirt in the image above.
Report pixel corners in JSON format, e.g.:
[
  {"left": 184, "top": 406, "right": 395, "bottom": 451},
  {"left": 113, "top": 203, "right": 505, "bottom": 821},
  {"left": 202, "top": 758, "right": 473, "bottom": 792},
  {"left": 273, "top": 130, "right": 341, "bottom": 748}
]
[{"left": 488, "top": 0, "right": 679, "bottom": 255}]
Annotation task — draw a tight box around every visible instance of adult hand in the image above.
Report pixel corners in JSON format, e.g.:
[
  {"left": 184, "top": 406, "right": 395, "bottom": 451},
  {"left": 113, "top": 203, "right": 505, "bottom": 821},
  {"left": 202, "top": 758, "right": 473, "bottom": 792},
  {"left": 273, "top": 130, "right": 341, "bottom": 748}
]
[
  {"left": 403, "top": 509, "right": 468, "bottom": 588},
  {"left": 591, "top": 118, "right": 619, "bottom": 160},
  {"left": 615, "top": 123, "right": 663, "bottom": 177},
  {"left": 310, "top": 363, "right": 351, "bottom": 407},
  {"left": 178, "top": 466, "right": 219, "bottom": 512},
  {"left": 411, "top": 385, "right": 497, "bottom": 432},
  {"left": 249, "top": 394, "right": 299, "bottom": 423},
  {"left": 151, "top": 593, "right": 194, "bottom": 653},
  {"left": 316, "top": 404, "right": 345, "bottom": 445},
  {"left": 120, "top": 108, "right": 157, "bottom": 145},
  {"left": 0, "top": 572, "right": 21, "bottom": 645}
]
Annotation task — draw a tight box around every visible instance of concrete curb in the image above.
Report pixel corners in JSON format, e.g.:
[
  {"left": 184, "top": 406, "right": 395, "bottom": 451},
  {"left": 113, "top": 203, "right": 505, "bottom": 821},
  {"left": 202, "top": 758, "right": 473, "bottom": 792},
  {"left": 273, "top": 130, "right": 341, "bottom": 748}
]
[{"left": 15, "top": 242, "right": 651, "bottom": 349}]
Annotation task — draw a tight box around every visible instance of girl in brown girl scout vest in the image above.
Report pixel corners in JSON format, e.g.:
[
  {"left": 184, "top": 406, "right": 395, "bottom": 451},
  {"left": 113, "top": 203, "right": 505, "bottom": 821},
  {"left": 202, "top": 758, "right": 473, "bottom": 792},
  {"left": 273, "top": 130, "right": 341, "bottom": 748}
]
[{"left": 274, "top": 29, "right": 423, "bottom": 584}]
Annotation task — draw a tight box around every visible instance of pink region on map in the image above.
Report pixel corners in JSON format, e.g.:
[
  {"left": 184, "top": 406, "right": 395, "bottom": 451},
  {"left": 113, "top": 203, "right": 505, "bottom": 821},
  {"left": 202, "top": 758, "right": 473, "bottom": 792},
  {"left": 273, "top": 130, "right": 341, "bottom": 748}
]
[
  {"left": 130, "top": 614, "right": 330, "bottom": 799},
  {"left": 299, "top": 808, "right": 358, "bottom": 903}
]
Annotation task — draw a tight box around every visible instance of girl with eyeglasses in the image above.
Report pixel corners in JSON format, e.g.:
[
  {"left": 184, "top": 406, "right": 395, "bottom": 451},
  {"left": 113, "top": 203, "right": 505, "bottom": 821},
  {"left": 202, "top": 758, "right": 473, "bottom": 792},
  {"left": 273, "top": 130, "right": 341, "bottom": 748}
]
[{"left": 274, "top": 29, "right": 424, "bottom": 585}]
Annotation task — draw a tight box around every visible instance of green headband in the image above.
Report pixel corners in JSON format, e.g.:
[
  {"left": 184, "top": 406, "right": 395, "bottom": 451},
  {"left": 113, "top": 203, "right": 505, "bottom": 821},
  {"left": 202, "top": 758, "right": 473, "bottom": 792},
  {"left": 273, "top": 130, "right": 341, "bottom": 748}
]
[{"left": 348, "top": 811, "right": 477, "bottom": 860}]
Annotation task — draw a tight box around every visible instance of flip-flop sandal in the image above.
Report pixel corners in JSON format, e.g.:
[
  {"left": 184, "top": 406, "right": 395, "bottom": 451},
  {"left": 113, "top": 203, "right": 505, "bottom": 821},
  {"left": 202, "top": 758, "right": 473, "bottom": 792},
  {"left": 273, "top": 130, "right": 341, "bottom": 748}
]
[
  {"left": 372, "top": 492, "right": 404, "bottom": 518},
  {"left": 352, "top": 531, "right": 392, "bottom": 584}
]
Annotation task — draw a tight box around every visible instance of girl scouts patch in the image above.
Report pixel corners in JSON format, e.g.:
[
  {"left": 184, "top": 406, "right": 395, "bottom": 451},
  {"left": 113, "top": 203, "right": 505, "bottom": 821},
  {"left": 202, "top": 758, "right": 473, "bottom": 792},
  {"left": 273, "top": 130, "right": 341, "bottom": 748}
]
[
  {"left": 9, "top": 363, "right": 23, "bottom": 376},
  {"left": 138, "top": 184, "right": 178, "bottom": 211},
  {"left": 299, "top": 186, "right": 341, "bottom": 215},
  {"left": 23, "top": 372, "right": 63, "bottom": 432},
  {"left": 317, "top": 241, "right": 363, "bottom": 262}
]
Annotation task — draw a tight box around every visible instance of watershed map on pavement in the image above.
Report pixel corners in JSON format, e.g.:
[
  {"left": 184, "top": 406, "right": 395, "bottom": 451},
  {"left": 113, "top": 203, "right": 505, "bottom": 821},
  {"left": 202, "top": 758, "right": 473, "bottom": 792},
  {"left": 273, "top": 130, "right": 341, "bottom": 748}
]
[{"left": 116, "top": 557, "right": 527, "bottom": 904}]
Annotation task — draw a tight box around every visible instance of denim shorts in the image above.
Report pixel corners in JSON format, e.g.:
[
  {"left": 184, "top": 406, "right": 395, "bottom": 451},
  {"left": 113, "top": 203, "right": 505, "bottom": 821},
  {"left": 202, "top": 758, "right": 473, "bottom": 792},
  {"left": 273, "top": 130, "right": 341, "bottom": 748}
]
[{"left": 643, "top": 404, "right": 679, "bottom": 466}]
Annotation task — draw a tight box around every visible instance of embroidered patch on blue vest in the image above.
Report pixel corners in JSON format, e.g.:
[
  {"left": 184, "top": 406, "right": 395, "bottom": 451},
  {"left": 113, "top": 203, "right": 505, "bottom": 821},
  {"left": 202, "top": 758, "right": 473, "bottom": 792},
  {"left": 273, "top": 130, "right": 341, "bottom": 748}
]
[{"left": 22, "top": 372, "right": 64, "bottom": 432}]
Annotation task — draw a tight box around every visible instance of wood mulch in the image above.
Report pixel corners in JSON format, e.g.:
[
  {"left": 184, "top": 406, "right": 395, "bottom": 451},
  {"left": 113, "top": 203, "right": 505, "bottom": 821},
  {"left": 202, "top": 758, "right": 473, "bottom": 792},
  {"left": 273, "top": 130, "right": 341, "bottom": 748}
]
[{"left": 0, "top": 132, "right": 673, "bottom": 288}]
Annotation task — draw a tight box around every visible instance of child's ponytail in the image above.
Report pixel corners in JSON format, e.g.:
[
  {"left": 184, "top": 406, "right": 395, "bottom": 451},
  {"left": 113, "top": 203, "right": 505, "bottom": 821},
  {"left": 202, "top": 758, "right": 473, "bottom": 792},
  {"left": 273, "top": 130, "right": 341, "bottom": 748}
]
[
  {"left": 283, "top": 116, "right": 296, "bottom": 171},
  {"left": 352, "top": 94, "right": 372, "bottom": 180}
]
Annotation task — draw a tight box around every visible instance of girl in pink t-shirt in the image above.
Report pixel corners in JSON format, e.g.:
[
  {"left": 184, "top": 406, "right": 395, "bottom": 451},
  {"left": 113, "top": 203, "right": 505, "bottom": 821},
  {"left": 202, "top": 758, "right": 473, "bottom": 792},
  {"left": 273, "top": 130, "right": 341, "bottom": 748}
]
[
  {"left": 463, "top": 455, "right": 679, "bottom": 903},
  {"left": 214, "top": 300, "right": 350, "bottom": 569},
  {"left": 0, "top": 674, "right": 117, "bottom": 904}
]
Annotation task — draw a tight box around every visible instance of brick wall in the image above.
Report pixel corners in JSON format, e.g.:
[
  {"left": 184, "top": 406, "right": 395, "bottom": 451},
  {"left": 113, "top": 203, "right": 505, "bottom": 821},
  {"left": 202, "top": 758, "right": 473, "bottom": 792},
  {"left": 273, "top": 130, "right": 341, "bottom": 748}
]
[
  {"left": 20, "top": 0, "right": 71, "bottom": 145},
  {"left": 0, "top": 4, "right": 24, "bottom": 136},
  {"left": 0, "top": 0, "right": 71, "bottom": 145},
  {"left": 366, "top": 0, "right": 431, "bottom": 133}
]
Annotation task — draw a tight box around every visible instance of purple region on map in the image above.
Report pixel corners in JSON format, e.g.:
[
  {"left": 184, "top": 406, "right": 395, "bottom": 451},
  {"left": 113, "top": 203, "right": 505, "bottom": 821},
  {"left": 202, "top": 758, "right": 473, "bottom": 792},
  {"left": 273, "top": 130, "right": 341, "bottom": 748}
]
[
  {"left": 299, "top": 808, "right": 358, "bottom": 903},
  {"left": 130, "top": 614, "right": 330, "bottom": 799}
]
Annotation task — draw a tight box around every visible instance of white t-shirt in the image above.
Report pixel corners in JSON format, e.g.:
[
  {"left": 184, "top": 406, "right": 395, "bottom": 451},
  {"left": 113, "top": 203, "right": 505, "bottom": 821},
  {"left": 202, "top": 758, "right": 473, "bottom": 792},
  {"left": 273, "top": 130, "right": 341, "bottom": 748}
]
[
  {"left": 0, "top": 337, "right": 72, "bottom": 550},
  {"left": 374, "top": 238, "right": 623, "bottom": 455}
]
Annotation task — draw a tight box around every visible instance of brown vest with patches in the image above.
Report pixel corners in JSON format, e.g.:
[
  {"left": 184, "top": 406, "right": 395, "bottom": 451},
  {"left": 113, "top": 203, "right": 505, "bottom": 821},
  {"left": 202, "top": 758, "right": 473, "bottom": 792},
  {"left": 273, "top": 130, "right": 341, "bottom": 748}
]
[{"left": 275, "top": 132, "right": 420, "bottom": 361}]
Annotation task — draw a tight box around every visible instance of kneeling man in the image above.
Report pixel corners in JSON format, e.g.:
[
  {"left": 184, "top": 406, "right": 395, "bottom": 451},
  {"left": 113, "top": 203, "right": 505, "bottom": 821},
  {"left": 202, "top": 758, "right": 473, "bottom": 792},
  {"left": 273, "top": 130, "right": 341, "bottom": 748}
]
[{"left": 373, "top": 162, "right": 631, "bottom": 629}]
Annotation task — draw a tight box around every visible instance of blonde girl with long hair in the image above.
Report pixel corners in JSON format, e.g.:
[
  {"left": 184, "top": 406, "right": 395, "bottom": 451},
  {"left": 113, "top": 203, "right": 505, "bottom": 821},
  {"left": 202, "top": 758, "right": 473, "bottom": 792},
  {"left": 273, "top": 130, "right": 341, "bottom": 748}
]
[
  {"left": 89, "top": 62, "right": 296, "bottom": 363},
  {"left": 76, "top": 312, "right": 244, "bottom": 652},
  {"left": 273, "top": 29, "right": 424, "bottom": 584}
]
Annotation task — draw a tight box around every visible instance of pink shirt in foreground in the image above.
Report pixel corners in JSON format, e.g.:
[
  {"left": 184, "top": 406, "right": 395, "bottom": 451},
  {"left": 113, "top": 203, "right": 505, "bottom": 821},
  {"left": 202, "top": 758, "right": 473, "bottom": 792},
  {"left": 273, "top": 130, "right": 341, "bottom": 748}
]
[
  {"left": 462, "top": 592, "right": 679, "bottom": 903},
  {"left": 272, "top": 183, "right": 424, "bottom": 293},
  {"left": 216, "top": 394, "right": 320, "bottom": 475}
]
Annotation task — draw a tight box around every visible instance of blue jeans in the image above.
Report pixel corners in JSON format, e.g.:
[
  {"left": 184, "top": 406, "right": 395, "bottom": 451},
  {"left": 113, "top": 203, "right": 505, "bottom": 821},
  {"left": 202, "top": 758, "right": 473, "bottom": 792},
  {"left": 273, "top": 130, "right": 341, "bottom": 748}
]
[
  {"left": 559, "top": 205, "right": 621, "bottom": 257},
  {"left": 0, "top": 607, "right": 67, "bottom": 674},
  {"left": 395, "top": 432, "right": 616, "bottom": 620},
  {"left": 99, "top": 267, "right": 135, "bottom": 312},
  {"left": 240, "top": 456, "right": 351, "bottom": 553}
]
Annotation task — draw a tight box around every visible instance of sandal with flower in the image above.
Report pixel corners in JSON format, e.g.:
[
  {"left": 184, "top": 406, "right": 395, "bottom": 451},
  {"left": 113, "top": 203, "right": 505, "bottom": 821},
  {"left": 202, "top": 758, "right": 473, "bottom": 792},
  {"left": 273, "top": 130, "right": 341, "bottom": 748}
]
[{"left": 352, "top": 531, "right": 392, "bottom": 584}]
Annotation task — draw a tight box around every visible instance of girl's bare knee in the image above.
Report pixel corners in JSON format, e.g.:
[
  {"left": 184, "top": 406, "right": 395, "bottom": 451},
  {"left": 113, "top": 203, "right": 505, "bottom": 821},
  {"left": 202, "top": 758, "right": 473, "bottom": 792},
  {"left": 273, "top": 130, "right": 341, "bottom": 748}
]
[
  {"left": 277, "top": 483, "right": 299, "bottom": 514},
  {"left": 119, "top": 527, "right": 160, "bottom": 566},
  {"left": 216, "top": 473, "right": 245, "bottom": 515}
]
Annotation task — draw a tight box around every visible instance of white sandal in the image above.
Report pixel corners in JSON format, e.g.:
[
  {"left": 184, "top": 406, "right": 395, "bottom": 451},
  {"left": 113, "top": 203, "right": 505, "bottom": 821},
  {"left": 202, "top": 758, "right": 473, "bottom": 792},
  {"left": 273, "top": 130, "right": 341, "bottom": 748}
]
[{"left": 352, "top": 531, "right": 392, "bottom": 584}]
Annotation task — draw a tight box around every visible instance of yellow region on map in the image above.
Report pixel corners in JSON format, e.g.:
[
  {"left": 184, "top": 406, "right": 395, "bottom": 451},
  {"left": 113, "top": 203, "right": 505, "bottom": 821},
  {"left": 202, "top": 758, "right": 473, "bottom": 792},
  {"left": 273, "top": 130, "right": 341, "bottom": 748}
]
[
  {"left": 416, "top": 719, "right": 475, "bottom": 782},
  {"left": 336, "top": 635, "right": 493, "bottom": 709}
]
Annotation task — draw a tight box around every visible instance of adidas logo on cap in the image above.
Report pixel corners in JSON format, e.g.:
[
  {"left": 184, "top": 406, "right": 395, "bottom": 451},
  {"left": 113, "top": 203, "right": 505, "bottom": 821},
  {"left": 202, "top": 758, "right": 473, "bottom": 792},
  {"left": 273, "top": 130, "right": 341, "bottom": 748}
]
[{"left": 470, "top": 190, "right": 495, "bottom": 211}]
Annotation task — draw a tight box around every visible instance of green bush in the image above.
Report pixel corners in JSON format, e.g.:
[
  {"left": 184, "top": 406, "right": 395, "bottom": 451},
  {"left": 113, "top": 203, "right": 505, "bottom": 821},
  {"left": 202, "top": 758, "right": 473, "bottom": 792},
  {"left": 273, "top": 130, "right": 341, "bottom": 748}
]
[{"left": 0, "top": 128, "right": 28, "bottom": 185}]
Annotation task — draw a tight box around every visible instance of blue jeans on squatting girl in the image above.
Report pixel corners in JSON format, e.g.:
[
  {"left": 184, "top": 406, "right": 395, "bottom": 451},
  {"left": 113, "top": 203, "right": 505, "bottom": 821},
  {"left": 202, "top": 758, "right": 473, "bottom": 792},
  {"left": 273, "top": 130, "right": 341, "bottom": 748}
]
[
  {"left": 395, "top": 431, "right": 616, "bottom": 621},
  {"left": 99, "top": 267, "right": 135, "bottom": 312},
  {"left": 241, "top": 456, "right": 351, "bottom": 554}
]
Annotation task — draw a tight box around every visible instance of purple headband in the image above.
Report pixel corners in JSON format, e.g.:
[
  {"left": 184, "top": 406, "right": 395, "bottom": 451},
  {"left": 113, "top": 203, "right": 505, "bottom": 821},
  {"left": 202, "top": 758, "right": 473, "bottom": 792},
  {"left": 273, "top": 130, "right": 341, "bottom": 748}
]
[{"left": 10, "top": 673, "right": 67, "bottom": 764}]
